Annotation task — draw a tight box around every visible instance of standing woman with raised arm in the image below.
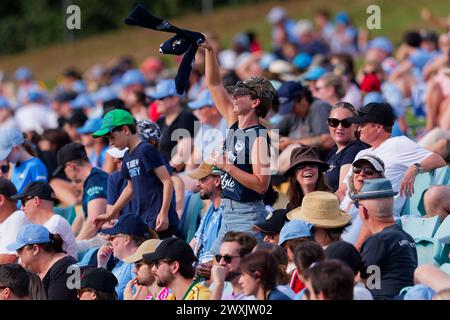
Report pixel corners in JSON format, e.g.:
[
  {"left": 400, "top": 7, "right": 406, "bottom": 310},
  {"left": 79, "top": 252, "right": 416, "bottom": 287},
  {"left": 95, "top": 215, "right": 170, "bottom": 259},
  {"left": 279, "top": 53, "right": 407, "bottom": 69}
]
[{"left": 201, "top": 38, "right": 276, "bottom": 253}]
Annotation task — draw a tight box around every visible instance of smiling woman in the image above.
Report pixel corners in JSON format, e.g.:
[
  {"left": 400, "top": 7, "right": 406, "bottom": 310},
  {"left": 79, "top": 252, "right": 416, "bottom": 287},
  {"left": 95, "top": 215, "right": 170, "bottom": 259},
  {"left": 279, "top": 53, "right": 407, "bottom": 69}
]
[{"left": 284, "top": 146, "right": 331, "bottom": 211}]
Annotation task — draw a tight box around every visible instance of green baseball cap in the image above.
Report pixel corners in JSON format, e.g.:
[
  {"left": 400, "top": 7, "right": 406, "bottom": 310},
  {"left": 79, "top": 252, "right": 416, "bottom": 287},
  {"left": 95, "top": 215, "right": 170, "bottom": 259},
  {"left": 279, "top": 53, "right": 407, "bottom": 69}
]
[{"left": 93, "top": 109, "right": 135, "bottom": 138}]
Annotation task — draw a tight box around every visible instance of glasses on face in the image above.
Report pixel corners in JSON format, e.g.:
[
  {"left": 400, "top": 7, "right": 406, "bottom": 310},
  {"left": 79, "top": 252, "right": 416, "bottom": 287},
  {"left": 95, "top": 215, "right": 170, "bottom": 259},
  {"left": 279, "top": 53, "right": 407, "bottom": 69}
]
[
  {"left": 0, "top": 165, "right": 9, "bottom": 174},
  {"left": 20, "top": 196, "right": 34, "bottom": 207},
  {"left": 214, "top": 254, "right": 240, "bottom": 264},
  {"left": 153, "top": 259, "right": 172, "bottom": 268},
  {"left": 352, "top": 166, "right": 376, "bottom": 176},
  {"left": 327, "top": 118, "right": 352, "bottom": 128},
  {"left": 232, "top": 81, "right": 258, "bottom": 98}
]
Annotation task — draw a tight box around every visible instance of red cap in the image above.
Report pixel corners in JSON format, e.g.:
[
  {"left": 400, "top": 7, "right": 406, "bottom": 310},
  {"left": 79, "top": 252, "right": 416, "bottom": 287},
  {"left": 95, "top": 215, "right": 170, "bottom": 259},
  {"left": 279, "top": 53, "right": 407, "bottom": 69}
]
[{"left": 360, "top": 73, "right": 381, "bottom": 92}]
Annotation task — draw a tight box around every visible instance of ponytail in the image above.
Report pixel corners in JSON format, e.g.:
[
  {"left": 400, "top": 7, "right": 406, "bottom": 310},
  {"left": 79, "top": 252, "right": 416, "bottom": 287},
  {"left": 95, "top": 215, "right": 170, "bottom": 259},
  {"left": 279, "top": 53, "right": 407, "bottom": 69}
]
[{"left": 40, "top": 233, "right": 65, "bottom": 254}]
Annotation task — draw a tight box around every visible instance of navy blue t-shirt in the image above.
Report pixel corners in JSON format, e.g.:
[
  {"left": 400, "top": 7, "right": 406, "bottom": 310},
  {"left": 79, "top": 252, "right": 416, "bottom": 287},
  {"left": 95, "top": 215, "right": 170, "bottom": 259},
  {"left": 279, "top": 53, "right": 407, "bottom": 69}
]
[
  {"left": 361, "top": 224, "right": 418, "bottom": 300},
  {"left": 121, "top": 141, "right": 179, "bottom": 229},
  {"left": 221, "top": 122, "right": 270, "bottom": 202},
  {"left": 82, "top": 167, "right": 109, "bottom": 218},
  {"left": 324, "top": 139, "right": 369, "bottom": 192},
  {"left": 107, "top": 170, "right": 137, "bottom": 216}
]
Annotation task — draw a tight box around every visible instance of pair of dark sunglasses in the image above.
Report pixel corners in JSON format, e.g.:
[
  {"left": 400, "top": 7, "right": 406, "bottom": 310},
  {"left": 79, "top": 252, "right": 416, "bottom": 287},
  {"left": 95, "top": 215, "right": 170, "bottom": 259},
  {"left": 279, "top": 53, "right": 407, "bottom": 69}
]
[
  {"left": 352, "top": 166, "right": 376, "bottom": 176},
  {"left": 327, "top": 118, "right": 352, "bottom": 128},
  {"left": 215, "top": 254, "right": 240, "bottom": 264},
  {"left": 1, "top": 165, "right": 9, "bottom": 174}
]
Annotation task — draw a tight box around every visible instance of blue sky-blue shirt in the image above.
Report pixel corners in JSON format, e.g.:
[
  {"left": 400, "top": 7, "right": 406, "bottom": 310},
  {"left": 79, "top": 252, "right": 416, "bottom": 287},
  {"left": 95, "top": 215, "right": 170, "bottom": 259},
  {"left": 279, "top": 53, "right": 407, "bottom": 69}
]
[
  {"left": 194, "top": 204, "right": 222, "bottom": 262},
  {"left": 12, "top": 157, "right": 48, "bottom": 194},
  {"left": 121, "top": 141, "right": 178, "bottom": 229}
]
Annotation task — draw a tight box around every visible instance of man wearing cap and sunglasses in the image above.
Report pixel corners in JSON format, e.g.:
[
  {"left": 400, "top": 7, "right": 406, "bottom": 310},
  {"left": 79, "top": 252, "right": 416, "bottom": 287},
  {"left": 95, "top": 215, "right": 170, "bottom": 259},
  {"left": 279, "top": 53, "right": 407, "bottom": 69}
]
[
  {"left": 12, "top": 181, "right": 77, "bottom": 260},
  {"left": 0, "top": 178, "right": 29, "bottom": 264},
  {"left": 144, "top": 237, "right": 211, "bottom": 300},
  {"left": 187, "top": 162, "right": 223, "bottom": 279},
  {"left": 344, "top": 102, "right": 446, "bottom": 216},
  {"left": 352, "top": 178, "right": 417, "bottom": 300}
]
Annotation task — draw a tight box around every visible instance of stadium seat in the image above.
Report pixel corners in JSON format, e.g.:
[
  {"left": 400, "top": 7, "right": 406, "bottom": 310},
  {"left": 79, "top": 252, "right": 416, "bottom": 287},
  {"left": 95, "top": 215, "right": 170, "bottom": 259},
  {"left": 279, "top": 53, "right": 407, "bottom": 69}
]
[
  {"left": 54, "top": 206, "right": 77, "bottom": 225},
  {"left": 414, "top": 216, "right": 450, "bottom": 266},
  {"left": 440, "top": 263, "right": 450, "bottom": 275},
  {"left": 177, "top": 192, "right": 203, "bottom": 243},
  {"left": 430, "top": 166, "right": 450, "bottom": 185},
  {"left": 400, "top": 172, "right": 432, "bottom": 216},
  {"left": 400, "top": 215, "right": 441, "bottom": 239}
]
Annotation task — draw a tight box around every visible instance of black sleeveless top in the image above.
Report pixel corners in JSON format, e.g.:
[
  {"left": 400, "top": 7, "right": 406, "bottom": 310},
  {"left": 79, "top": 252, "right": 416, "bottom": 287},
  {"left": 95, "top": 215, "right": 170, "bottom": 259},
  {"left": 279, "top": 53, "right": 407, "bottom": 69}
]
[{"left": 221, "top": 122, "right": 270, "bottom": 202}]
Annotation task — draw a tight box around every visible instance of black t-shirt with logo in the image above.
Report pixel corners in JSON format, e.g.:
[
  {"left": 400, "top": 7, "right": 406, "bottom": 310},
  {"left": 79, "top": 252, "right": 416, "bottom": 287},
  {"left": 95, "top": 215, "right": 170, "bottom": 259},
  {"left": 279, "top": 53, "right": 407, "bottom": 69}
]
[
  {"left": 361, "top": 224, "right": 418, "bottom": 300},
  {"left": 42, "top": 255, "right": 78, "bottom": 300},
  {"left": 324, "top": 139, "right": 369, "bottom": 191}
]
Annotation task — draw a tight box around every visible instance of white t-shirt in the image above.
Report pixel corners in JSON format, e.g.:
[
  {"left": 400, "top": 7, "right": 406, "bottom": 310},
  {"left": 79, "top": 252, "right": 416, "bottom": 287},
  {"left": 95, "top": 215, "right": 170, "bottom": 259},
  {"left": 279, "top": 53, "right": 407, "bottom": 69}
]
[
  {"left": 0, "top": 210, "right": 29, "bottom": 254},
  {"left": 44, "top": 215, "right": 78, "bottom": 260},
  {"left": 343, "top": 136, "right": 432, "bottom": 217}
]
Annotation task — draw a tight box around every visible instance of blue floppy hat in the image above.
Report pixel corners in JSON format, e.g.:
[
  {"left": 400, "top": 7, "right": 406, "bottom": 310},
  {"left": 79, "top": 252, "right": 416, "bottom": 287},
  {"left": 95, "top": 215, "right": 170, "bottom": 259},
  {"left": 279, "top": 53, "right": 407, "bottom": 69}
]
[
  {"left": 278, "top": 220, "right": 313, "bottom": 246},
  {"left": 0, "top": 127, "right": 25, "bottom": 161},
  {"left": 70, "top": 93, "right": 95, "bottom": 109},
  {"left": 351, "top": 178, "right": 398, "bottom": 201},
  {"left": 188, "top": 90, "right": 214, "bottom": 109},
  {"left": 7, "top": 224, "right": 52, "bottom": 251},
  {"left": 149, "top": 79, "right": 181, "bottom": 100},
  {"left": 303, "top": 66, "right": 327, "bottom": 81},
  {"left": 121, "top": 69, "right": 146, "bottom": 87}
]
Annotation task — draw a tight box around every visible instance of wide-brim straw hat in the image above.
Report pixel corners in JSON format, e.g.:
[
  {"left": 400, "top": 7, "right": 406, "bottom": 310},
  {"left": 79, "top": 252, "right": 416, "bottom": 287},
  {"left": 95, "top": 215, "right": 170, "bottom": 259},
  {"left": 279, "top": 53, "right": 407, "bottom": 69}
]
[{"left": 287, "top": 191, "right": 351, "bottom": 228}]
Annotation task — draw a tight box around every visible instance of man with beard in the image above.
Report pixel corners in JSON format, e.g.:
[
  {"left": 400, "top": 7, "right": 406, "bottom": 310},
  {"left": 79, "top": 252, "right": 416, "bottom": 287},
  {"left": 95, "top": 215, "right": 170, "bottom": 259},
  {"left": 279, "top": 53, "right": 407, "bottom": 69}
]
[
  {"left": 144, "top": 237, "right": 210, "bottom": 300},
  {"left": 188, "top": 162, "right": 222, "bottom": 280},
  {"left": 210, "top": 231, "right": 257, "bottom": 300},
  {"left": 123, "top": 239, "right": 170, "bottom": 300}
]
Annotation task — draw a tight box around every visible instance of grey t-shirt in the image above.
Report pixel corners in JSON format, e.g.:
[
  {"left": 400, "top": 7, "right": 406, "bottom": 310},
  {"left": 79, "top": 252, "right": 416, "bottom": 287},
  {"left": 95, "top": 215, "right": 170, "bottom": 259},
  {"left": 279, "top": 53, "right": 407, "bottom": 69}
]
[{"left": 276, "top": 98, "right": 331, "bottom": 139}]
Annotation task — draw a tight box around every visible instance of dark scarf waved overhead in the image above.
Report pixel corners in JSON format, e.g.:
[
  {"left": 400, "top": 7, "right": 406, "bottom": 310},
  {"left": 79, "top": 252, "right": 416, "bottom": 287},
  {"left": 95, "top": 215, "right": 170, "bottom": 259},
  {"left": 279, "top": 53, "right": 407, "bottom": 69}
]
[{"left": 124, "top": 4, "right": 205, "bottom": 95}]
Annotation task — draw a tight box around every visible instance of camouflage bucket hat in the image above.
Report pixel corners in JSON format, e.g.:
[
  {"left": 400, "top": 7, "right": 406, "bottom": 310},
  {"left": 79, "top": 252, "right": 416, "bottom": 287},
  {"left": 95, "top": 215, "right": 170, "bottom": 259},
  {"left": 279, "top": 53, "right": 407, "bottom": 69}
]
[{"left": 226, "top": 77, "right": 276, "bottom": 100}]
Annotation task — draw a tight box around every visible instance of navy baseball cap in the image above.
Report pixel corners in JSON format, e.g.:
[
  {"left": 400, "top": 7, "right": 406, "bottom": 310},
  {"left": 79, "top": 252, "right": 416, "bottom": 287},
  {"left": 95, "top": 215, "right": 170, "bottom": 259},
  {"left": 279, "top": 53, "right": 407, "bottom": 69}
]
[
  {"left": 54, "top": 143, "right": 88, "bottom": 176},
  {"left": 11, "top": 181, "right": 57, "bottom": 202},
  {"left": 277, "top": 81, "right": 307, "bottom": 115},
  {"left": 101, "top": 213, "right": 150, "bottom": 238},
  {"left": 143, "top": 237, "right": 197, "bottom": 264},
  {"left": 7, "top": 224, "right": 52, "bottom": 251},
  {"left": 253, "top": 209, "right": 287, "bottom": 234},
  {"left": 80, "top": 267, "right": 118, "bottom": 292}
]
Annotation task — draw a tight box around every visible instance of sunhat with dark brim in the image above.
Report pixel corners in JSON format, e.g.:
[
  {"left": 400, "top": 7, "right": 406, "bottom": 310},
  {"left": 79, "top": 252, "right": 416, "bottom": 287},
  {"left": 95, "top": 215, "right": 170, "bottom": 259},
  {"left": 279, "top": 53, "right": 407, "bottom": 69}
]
[
  {"left": 284, "top": 146, "right": 329, "bottom": 177},
  {"left": 287, "top": 191, "right": 351, "bottom": 228}
]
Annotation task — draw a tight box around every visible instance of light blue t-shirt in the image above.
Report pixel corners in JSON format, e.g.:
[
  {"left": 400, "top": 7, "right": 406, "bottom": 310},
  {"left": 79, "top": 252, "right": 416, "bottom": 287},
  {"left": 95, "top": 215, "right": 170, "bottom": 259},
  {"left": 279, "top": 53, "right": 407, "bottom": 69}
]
[
  {"left": 194, "top": 204, "right": 222, "bottom": 262},
  {"left": 12, "top": 157, "right": 48, "bottom": 194},
  {"left": 112, "top": 260, "right": 134, "bottom": 300}
]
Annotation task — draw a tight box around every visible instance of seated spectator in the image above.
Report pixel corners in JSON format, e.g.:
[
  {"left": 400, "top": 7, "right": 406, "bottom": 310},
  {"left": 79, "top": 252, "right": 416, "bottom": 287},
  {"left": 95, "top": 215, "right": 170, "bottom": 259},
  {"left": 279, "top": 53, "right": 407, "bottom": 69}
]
[
  {"left": 253, "top": 209, "right": 287, "bottom": 245},
  {"left": 287, "top": 191, "right": 351, "bottom": 247},
  {"left": 54, "top": 143, "right": 108, "bottom": 240},
  {"left": 292, "top": 240, "right": 325, "bottom": 299},
  {"left": 275, "top": 82, "right": 334, "bottom": 173},
  {"left": 352, "top": 178, "right": 418, "bottom": 300},
  {"left": 0, "top": 127, "right": 48, "bottom": 194},
  {"left": 144, "top": 237, "right": 211, "bottom": 300},
  {"left": 0, "top": 264, "right": 30, "bottom": 300},
  {"left": 314, "top": 73, "right": 346, "bottom": 106},
  {"left": 239, "top": 250, "right": 291, "bottom": 300},
  {"left": 324, "top": 241, "right": 373, "bottom": 300},
  {"left": 7, "top": 224, "right": 77, "bottom": 300},
  {"left": 325, "top": 102, "right": 369, "bottom": 192},
  {"left": 329, "top": 12, "right": 358, "bottom": 56},
  {"left": 12, "top": 181, "right": 77, "bottom": 259},
  {"left": 303, "top": 259, "right": 355, "bottom": 300},
  {"left": 187, "top": 162, "right": 223, "bottom": 280},
  {"left": 97, "top": 213, "right": 153, "bottom": 300},
  {"left": 77, "top": 267, "right": 118, "bottom": 300},
  {"left": 284, "top": 146, "right": 331, "bottom": 211},
  {"left": 123, "top": 239, "right": 168, "bottom": 300},
  {"left": 0, "top": 178, "right": 29, "bottom": 264},
  {"left": 253, "top": 242, "right": 295, "bottom": 299},
  {"left": 210, "top": 231, "right": 257, "bottom": 300},
  {"left": 293, "top": 20, "right": 328, "bottom": 56},
  {"left": 341, "top": 155, "right": 386, "bottom": 248}
]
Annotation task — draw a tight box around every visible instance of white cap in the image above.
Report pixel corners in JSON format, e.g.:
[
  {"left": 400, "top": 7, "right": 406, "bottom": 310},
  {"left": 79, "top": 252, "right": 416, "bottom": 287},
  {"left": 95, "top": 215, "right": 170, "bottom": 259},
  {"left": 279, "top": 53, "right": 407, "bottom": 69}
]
[
  {"left": 106, "top": 147, "right": 129, "bottom": 159},
  {"left": 267, "top": 6, "right": 287, "bottom": 24},
  {"left": 353, "top": 155, "right": 385, "bottom": 173},
  {"left": 294, "top": 20, "right": 314, "bottom": 37},
  {"left": 268, "top": 60, "right": 294, "bottom": 74}
]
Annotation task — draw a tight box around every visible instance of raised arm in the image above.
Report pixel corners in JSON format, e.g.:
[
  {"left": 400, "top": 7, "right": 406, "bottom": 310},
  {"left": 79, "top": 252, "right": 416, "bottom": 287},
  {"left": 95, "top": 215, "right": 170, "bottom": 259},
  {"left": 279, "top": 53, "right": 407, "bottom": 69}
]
[{"left": 201, "top": 39, "right": 237, "bottom": 125}]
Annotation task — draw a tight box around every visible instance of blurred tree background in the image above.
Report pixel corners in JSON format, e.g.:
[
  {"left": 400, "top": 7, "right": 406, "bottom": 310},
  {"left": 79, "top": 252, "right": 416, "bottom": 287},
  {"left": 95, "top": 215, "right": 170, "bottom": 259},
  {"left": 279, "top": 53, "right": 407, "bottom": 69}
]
[{"left": 0, "top": 0, "right": 267, "bottom": 55}]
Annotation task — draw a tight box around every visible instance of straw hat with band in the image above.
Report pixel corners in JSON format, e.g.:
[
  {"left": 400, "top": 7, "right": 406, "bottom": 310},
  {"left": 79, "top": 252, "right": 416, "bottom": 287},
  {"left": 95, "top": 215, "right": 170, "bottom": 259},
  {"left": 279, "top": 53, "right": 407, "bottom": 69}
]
[
  {"left": 285, "top": 146, "right": 329, "bottom": 177},
  {"left": 287, "top": 191, "right": 351, "bottom": 228},
  {"left": 187, "top": 162, "right": 222, "bottom": 180}
]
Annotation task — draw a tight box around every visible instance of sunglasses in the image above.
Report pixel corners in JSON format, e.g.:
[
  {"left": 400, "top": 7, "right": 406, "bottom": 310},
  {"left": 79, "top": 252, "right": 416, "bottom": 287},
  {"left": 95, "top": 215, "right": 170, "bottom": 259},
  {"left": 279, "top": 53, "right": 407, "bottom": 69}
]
[
  {"left": 0, "top": 165, "right": 9, "bottom": 174},
  {"left": 214, "top": 254, "right": 240, "bottom": 264},
  {"left": 20, "top": 196, "right": 34, "bottom": 207},
  {"left": 153, "top": 259, "right": 172, "bottom": 268},
  {"left": 352, "top": 166, "right": 376, "bottom": 176},
  {"left": 327, "top": 118, "right": 352, "bottom": 128}
]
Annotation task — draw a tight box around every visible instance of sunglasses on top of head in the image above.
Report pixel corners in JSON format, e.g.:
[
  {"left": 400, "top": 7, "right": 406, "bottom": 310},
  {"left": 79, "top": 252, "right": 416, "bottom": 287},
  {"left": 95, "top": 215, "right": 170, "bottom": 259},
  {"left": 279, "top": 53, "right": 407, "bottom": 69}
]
[{"left": 327, "top": 118, "right": 352, "bottom": 128}]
